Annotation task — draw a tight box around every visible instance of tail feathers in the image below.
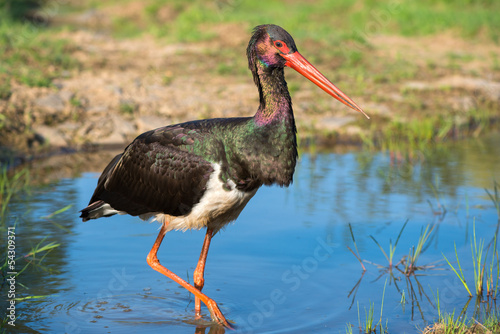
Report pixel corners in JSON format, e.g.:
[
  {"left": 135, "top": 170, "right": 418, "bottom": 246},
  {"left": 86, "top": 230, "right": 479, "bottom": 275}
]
[{"left": 80, "top": 200, "right": 123, "bottom": 221}]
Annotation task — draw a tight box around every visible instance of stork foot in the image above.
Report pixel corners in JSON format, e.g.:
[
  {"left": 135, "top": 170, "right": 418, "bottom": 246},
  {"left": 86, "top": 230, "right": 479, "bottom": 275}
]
[{"left": 206, "top": 298, "right": 233, "bottom": 329}]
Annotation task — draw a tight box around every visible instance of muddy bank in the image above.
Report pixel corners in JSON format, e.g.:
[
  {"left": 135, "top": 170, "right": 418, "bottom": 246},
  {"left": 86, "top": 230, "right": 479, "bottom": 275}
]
[{"left": 2, "top": 25, "right": 500, "bottom": 163}]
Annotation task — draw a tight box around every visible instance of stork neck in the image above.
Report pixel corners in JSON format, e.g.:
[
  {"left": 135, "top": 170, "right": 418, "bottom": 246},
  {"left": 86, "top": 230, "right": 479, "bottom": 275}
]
[{"left": 254, "top": 64, "right": 292, "bottom": 125}]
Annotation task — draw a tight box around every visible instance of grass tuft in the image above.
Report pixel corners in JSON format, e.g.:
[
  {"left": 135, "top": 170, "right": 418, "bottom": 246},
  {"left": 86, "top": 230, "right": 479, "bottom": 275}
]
[
  {"left": 356, "top": 279, "right": 389, "bottom": 334},
  {"left": 369, "top": 219, "right": 408, "bottom": 269},
  {"left": 0, "top": 165, "right": 30, "bottom": 224},
  {"left": 443, "top": 243, "right": 473, "bottom": 298},
  {"left": 404, "top": 224, "right": 434, "bottom": 275},
  {"left": 443, "top": 219, "right": 499, "bottom": 299}
]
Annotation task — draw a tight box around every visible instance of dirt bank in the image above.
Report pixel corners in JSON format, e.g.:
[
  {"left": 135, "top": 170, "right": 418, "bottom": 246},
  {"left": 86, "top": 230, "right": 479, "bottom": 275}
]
[{"left": 1, "top": 17, "right": 499, "bottom": 163}]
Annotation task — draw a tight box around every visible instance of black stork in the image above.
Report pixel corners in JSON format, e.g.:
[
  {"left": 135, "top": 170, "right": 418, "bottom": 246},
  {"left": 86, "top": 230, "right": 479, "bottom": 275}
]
[{"left": 80, "top": 24, "right": 369, "bottom": 328}]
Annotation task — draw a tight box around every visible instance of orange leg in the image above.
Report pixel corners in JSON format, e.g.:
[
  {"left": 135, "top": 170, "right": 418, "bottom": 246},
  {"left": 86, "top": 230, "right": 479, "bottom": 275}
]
[
  {"left": 147, "top": 224, "right": 231, "bottom": 328},
  {"left": 193, "top": 228, "right": 214, "bottom": 316}
]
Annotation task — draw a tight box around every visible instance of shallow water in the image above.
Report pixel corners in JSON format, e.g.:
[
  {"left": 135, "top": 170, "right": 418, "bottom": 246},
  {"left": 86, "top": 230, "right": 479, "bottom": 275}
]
[{"left": 3, "top": 132, "right": 500, "bottom": 333}]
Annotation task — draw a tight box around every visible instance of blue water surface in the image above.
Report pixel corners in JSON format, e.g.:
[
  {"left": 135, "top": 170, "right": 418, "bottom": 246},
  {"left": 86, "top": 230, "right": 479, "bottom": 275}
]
[{"left": 3, "top": 132, "right": 500, "bottom": 334}]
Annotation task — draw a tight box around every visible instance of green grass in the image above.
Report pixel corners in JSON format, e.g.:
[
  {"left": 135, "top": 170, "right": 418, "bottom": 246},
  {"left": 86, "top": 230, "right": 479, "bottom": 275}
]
[
  {"left": 360, "top": 220, "right": 439, "bottom": 278},
  {"left": 119, "top": 101, "right": 136, "bottom": 115},
  {"left": 369, "top": 219, "right": 408, "bottom": 269},
  {"left": 0, "top": 10, "right": 77, "bottom": 89},
  {"left": 2, "top": 235, "right": 61, "bottom": 279},
  {"left": 89, "top": 0, "right": 500, "bottom": 44},
  {"left": 471, "top": 224, "right": 486, "bottom": 297},
  {"left": 443, "top": 220, "right": 499, "bottom": 299},
  {"left": 443, "top": 243, "right": 473, "bottom": 298},
  {"left": 424, "top": 310, "right": 469, "bottom": 334},
  {"left": 405, "top": 224, "right": 434, "bottom": 275},
  {"left": 424, "top": 293, "right": 500, "bottom": 334},
  {"left": 355, "top": 279, "right": 388, "bottom": 334},
  {"left": 20, "top": 237, "right": 61, "bottom": 275},
  {"left": 442, "top": 230, "right": 498, "bottom": 334},
  {"left": 0, "top": 165, "right": 30, "bottom": 224},
  {"left": 486, "top": 244, "right": 499, "bottom": 299},
  {"left": 0, "top": 163, "right": 66, "bottom": 331},
  {"left": 0, "top": 164, "right": 62, "bottom": 328},
  {"left": 0, "top": 166, "right": 65, "bottom": 327},
  {"left": 1, "top": 0, "right": 499, "bottom": 153},
  {"left": 360, "top": 301, "right": 375, "bottom": 333},
  {"left": 359, "top": 106, "right": 497, "bottom": 157}
]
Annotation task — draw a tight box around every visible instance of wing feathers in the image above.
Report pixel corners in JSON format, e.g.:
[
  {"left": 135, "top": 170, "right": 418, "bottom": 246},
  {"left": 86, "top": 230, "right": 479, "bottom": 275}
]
[{"left": 81, "top": 126, "right": 214, "bottom": 219}]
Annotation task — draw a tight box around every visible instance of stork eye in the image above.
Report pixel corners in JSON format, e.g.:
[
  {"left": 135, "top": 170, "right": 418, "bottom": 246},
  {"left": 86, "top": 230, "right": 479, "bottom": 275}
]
[{"left": 273, "top": 40, "right": 291, "bottom": 54}]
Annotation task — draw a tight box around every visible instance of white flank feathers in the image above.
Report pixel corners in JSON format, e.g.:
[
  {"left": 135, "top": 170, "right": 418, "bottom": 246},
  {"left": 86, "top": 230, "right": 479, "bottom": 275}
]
[{"left": 148, "top": 163, "right": 257, "bottom": 232}]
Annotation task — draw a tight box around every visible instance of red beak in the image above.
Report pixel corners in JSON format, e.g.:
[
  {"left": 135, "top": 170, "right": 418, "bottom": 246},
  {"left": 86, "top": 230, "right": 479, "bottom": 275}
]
[{"left": 282, "top": 52, "right": 369, "bottom": 119}]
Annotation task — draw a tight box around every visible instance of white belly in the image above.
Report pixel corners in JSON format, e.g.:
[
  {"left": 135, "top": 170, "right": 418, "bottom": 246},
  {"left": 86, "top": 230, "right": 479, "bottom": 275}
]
[{"left": 145, "top": 163, "right": 258, "bottom": 232}]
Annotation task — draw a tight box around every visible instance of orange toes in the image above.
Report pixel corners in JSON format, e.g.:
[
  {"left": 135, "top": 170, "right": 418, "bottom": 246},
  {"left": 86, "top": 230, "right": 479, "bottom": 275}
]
[{"left": 206, "top": 299, "right": 234, "bottom": 329}]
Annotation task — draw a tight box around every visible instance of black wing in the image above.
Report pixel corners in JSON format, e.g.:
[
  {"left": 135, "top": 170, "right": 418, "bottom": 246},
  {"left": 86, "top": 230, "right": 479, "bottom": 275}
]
[{"left": 81, "top": 124, "right": 214, "bottom": 220}]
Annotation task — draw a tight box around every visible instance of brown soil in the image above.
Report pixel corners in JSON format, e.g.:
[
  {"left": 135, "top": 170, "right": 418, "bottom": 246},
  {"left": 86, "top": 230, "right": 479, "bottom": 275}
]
[{"left": 1, "top": 16, "right": 499, "bottom": 159}]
